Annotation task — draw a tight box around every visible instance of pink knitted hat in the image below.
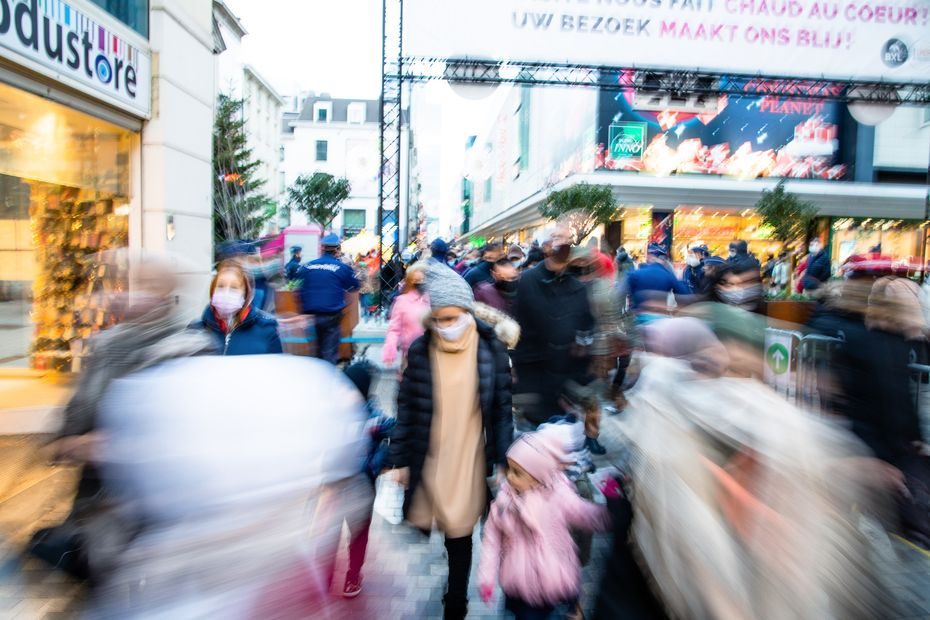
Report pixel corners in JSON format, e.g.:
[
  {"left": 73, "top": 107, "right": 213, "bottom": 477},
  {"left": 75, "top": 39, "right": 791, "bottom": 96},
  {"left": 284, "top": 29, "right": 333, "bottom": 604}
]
[{"left": 506, "top": 432, "right": 560, "bottom": 483}]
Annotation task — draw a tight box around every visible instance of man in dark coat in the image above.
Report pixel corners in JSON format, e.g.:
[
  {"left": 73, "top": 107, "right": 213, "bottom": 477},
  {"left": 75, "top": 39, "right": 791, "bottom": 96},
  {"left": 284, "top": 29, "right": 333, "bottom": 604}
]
[
  {"left": 621, "top": 243, "right": 688, "bottom": 316},
  {"left": 802, "top": 238, "right": 831, "bottom": 291},
  {"left": 727, "top": 240, "right": 761, "bottom": 272},
  {"left": 463, "top": 243, "right": 503, "bottom": 289},
  {"left": 512, "top": 226, "right": 595, "bottom": 427},
  {"left": 297, "top": 233, "right": 360, "bottom": 364},
  {"left": 473, "top": 258, "right": 519, "bottom": 317},
  {"left": 681, "top": 244, "right": 707, "bottom": 293},
  {"left": 285, "top": 246, "right": 302, "bottom": 281}
]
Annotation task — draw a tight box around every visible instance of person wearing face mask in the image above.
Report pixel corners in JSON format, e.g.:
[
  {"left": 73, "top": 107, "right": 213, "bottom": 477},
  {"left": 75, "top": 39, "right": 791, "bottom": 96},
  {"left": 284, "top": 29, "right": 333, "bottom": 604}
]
[
  {"left": 726, "top": 240, "right": 761, "bottom": 272},
  {"left": 388, "top": 266, "right": 514, "bottom": 620},
  {"left": 382, "top": 263, "right": 430, "bottom": 367},
  {"left": 714, "top": 265, "right": 765, "bottom": 314},
  {"left": 464, "top": 242, "right": 504, "bottom": 289},
  {"left": 682, "top": 245, "right": 708, "bottom": 293},
  {"left": 507, "top": 244, "right": 526, "bottom": 269},
  {"left": 513, "top": 226, "right": 596, "bottom": 429},
  {"left": 801, "top": 238, "right": 831, "bottom": 291},
  {"left": 192, "top": 260, "right": 282, "bottom": 355},
  {"left": 474, "top": 258, "right": 519, "bottom": 317}
]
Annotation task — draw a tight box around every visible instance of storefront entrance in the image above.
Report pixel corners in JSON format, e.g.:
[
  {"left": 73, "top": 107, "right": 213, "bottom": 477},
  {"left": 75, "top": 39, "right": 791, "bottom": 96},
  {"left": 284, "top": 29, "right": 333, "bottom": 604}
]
[{"left": 0, "top": 83, "right": 135, "bottom": 371}]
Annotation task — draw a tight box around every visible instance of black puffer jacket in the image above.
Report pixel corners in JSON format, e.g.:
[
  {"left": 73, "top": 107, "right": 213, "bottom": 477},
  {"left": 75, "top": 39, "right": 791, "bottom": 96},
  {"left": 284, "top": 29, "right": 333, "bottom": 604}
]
[{"left": 388, "top": 320, "right": 514, "bottom": 516}]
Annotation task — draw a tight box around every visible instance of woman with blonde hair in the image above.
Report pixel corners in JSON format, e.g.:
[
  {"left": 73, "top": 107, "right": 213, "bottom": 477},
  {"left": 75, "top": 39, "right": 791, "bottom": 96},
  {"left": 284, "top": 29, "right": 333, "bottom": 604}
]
[
  {"left": 382, "top": 262, "right": 430, "bottom": 366},
  {"left": 192, "top": 260, "right": 282, "bottom": 355}
]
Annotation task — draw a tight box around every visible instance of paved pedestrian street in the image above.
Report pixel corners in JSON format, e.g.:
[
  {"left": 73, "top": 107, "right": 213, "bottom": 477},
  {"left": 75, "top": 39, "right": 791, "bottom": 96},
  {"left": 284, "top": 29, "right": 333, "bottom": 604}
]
[{"left": 2, "top": 430, "right": 930, "bottom": 619}]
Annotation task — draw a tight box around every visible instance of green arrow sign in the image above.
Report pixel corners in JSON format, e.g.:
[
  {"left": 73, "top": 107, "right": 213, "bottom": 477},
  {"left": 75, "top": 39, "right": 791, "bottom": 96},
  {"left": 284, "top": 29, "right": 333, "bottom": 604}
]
[{"left": 766, "top": 343, "right": 789, "bottom": 375}]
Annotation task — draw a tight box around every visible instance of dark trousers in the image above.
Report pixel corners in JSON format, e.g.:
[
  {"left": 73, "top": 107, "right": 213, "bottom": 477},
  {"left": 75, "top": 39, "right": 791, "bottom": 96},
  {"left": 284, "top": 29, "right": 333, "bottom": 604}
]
[
  {"left": 612, "top": 352, "right": 632, "bottom": 391},
  {"left": 313, "top": 312, "right": 342, "bottom": 364},
  {"left": 346, "top": 515, "right": 372, "bottom": 582},
  {"left": 443, "top": 535, "right": 473, "bottom": 619},
  {"left": 505, "top": 596, "right": 556, "bottom": 619}
]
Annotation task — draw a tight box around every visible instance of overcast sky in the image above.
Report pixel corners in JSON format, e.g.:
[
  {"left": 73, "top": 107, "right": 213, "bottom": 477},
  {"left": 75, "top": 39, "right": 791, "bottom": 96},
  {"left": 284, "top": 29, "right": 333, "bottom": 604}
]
[
  {"left": 223, "top": 0, "right": 508, "bottom": 236},
  {"left": 224, "top": 0, "right": 383, "bottom": 99}
]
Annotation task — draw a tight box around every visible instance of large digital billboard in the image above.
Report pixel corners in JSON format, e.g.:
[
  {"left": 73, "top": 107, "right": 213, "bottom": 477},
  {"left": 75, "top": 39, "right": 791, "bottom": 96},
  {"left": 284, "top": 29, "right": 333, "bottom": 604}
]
[
  {"left": 595, "top": 72, "right": 848, "bottom": 179},
  {"left": 403, "top": 0, "right": 930, "bottom": 84}
]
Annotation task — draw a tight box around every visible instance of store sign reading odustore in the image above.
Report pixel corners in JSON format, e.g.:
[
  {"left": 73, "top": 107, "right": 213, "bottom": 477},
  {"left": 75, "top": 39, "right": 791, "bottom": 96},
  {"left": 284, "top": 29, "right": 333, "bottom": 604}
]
[
  {"left": 0, "top": 0, "right": 151, "bottom": 117},
  {"left": 609, "top": 122, "right": 647, "bottom": 160}
]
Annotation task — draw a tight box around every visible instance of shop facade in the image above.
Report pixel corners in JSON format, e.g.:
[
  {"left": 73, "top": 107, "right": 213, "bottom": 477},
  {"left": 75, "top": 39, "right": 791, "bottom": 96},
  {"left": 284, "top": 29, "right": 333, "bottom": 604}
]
[
  {"left": 0, "top": 0, "right": 215, "bottom": 372},
  {"left": 462, "top": 79, "right": 929, "bottom": 274}
]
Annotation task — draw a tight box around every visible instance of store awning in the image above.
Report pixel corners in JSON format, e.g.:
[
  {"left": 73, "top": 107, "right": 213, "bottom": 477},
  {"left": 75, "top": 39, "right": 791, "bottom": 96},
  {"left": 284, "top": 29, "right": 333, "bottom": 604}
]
[{"left": 467, "top": 172, "right": 929, "bottom": 238}]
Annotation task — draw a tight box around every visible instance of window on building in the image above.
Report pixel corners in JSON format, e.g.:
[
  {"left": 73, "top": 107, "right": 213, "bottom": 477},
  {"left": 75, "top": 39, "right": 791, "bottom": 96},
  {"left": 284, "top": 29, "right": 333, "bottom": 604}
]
[
  {"left": 483, "top": 177, "right": 492, "bottom": 202},
  {"left": 923, "top": 107, "right": 930, "bottom": 126},
  {"left": 89, "top": 0, "right": 149, "bottom": 37},
  {"left": 314, "top": 101, "right": 333, "bottom": 123},
  {"left": 315, "top": 140, "right": 328, "bottom": 161},
  {"left": 518, "top": 87, "right": 531, "bottom": 172},
  {"left": 343, "top": 209, "right": 366, "bottom": 236},
  {"left": 347, "top": 103, "right": 366, "bottom": 124}
]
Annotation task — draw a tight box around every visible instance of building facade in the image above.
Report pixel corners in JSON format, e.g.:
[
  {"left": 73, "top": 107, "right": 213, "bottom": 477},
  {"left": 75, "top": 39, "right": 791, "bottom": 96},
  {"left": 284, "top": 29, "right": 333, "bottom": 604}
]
[
  {"left": 281, "top": 93, "right": 382, "bottom": 238},
  {"left": 243, "top": 65, "right": 284, "bottom": 208},
  {"left": 463, "top": 83, "right": 929, "bottom": 270},
  {"left": 0, "top": 0, "right": 216, "bottom": 372},
  {"left": 212, "top": 2, "right": 284, "bottom": 221}
]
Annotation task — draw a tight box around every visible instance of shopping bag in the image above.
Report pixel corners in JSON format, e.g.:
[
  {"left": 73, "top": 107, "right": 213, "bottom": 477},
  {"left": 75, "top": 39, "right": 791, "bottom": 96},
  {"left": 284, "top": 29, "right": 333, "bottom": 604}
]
[{"left": 373, "top": 474, "right": 404, "bottom": 525}]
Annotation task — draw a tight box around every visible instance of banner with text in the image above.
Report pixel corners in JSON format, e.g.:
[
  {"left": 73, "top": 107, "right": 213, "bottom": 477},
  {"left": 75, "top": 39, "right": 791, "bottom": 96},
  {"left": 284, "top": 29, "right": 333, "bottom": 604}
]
[{"left": 404, "top": 0, "right": 930, "bottom": 83}]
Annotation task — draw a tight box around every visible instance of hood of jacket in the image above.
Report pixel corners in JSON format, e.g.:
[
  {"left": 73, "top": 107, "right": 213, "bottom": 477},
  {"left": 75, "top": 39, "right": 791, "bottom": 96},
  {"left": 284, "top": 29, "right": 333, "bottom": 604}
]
[{"left": 473, "top": 301, "right": 521, "bottom": 349}]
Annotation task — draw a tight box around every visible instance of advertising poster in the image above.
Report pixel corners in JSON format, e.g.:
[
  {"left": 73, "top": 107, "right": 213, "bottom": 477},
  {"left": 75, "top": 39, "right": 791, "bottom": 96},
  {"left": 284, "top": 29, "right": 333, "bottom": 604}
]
[{"left": 595, "top": 72, "right": 848, "bottom": 179}]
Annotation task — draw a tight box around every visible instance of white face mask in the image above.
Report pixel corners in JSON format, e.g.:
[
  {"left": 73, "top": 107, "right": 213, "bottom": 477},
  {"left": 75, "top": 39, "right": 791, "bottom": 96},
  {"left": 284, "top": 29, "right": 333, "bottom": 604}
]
[
  {"left": 434, "top": 313, "right": 472, "bottom": 342},
  {"left": 686, "top": 255, "right": 700, "bottom": 267},
  {"left": 809, "top": 243, "right": 822, "bottom": 254},
  {"left": 212, "top": 289, "right": 245, "bottom": 317},
  {"left": 719, "top": 284, "right": 761, "bottom": 307}
]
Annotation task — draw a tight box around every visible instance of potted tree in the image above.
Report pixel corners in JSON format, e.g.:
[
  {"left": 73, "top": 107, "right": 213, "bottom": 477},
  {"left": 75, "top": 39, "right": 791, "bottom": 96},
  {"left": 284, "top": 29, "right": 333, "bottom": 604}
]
[
  {"left": 277, "top": 172, "right": 352, "bottom": 316},
  {"left": 539, "top": 183, "right": 618, "bottom": 245},
  {"left": 755, "top": 181, "right": 817, "bottom": 325}
]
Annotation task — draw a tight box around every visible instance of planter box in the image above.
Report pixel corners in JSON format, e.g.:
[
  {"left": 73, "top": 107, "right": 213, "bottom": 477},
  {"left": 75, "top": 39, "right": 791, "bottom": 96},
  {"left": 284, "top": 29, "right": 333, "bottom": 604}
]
[
  {"left": 765, "top": 300, "right": 814, "bottom": 326},
  {"left": 275, "top": 290, "right": 301, "bottom": 316}
]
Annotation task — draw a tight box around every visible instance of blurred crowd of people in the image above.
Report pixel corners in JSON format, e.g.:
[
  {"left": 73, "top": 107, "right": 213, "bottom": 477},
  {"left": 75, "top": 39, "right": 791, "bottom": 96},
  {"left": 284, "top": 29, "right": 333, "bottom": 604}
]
[{"left": 16, "top": 220, "right": 930, "bottom": 620}]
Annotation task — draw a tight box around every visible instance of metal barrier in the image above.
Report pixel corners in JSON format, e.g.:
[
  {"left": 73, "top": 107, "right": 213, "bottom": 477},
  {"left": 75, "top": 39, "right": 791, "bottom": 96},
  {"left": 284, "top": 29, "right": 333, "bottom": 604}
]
[
  {"left": 909, "top": 363, "right": 930, "bottom": 420},
  {"left": 764, "top": 328, "right": 843, "bottom": 411}
]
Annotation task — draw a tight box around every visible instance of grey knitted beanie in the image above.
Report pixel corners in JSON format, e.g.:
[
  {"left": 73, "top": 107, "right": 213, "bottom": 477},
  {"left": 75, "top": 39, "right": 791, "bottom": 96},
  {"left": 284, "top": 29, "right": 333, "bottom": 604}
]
[{"left": 426, "top": 264, "right": 475, "bottom": 312}]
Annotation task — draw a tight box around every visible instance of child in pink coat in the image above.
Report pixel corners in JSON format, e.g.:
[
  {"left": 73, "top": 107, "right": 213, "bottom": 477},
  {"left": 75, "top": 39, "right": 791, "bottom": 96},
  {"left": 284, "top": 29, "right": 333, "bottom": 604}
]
[
  {"left": 478, "top": 432, "right": 611, "bottom": 619},
  {"left": 381, "top": 264, "right": 430, "bottom": 366}
]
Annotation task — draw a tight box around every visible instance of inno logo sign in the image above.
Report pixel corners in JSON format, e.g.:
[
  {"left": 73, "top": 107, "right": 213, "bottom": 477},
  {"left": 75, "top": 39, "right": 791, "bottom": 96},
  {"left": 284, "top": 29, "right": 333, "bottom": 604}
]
[{"left": 0, "top": 0, "right": 148, "bottom": 113}]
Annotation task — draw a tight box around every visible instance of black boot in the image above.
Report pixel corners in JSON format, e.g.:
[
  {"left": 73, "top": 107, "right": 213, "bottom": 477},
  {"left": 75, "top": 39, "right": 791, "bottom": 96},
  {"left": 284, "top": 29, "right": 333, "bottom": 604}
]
[
  {"left": 442, "top": 593, "right": 468, "bottom": 620},
  {"left": 443, "top": 535, "right": 472, "bottom": 620}
]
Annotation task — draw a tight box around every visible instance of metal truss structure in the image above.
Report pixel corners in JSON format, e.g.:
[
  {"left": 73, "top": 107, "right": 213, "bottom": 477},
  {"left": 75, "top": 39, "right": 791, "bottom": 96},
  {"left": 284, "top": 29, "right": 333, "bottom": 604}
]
[
  {"left": 403, "top": 57, "right": 930, "bottom": 104},
  {"left": 377, "top": 0, "right": 929, "bottom": 310},
  {"left": 377, "top": 0, "right": 403, "bottom": 312}
]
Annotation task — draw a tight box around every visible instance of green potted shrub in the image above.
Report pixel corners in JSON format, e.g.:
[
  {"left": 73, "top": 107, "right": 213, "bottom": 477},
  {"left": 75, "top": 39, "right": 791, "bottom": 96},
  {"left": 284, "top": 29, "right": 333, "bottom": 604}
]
[{"left": 755, "top": 182, "right": 817, "bottom": 325}]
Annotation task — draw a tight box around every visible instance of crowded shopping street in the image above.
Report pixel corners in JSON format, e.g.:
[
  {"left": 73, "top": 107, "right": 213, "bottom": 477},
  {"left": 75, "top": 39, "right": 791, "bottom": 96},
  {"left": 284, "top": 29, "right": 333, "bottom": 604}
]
[{"left": 1, "top": 0, "right": 930, "bottom": 618}]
